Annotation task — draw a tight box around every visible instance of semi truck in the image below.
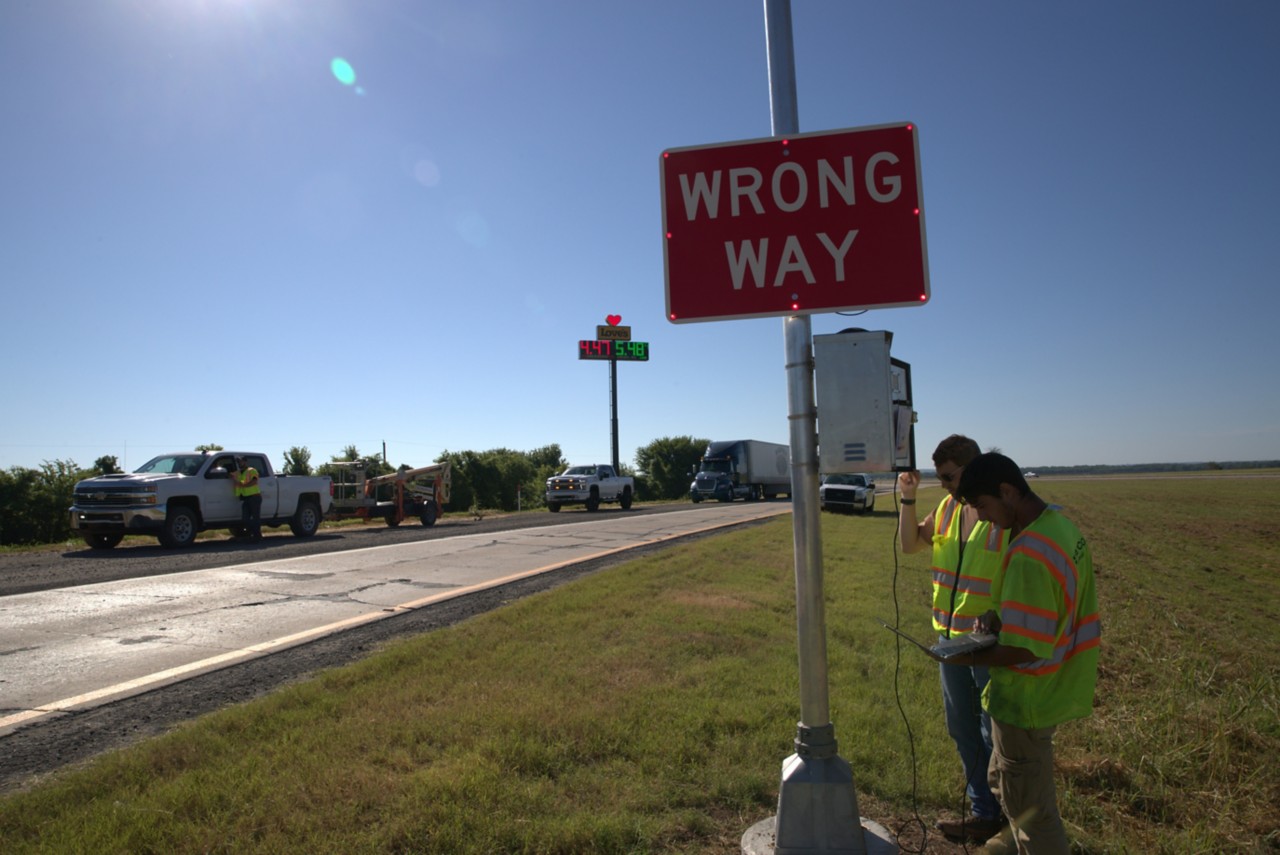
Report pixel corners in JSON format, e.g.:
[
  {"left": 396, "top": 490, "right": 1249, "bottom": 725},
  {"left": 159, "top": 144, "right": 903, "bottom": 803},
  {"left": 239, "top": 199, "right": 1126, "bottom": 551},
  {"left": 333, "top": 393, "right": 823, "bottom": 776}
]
[{"left": 689, "top": 439, "right": 791, "bottom": 503}]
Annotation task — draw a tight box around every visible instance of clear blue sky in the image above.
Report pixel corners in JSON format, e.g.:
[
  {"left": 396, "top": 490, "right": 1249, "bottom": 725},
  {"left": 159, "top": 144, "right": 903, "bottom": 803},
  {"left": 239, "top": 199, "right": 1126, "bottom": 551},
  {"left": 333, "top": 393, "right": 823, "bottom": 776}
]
[{"left": 3, "top": 0, "right": 1278, "bottom": 473}]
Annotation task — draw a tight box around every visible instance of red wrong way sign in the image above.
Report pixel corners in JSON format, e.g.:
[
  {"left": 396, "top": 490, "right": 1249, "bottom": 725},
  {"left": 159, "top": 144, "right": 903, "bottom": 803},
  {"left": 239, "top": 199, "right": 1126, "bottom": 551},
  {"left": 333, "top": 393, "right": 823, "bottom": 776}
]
[{"left": 660, "top": 122, "right": 929, "bottom": 323}]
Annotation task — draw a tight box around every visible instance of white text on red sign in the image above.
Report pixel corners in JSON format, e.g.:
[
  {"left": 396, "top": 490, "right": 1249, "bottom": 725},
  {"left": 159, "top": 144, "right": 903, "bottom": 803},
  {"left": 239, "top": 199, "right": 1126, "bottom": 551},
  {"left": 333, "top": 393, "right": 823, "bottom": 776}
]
[{"left": 677, "top": 152, "right": 903, "bottom": 289}]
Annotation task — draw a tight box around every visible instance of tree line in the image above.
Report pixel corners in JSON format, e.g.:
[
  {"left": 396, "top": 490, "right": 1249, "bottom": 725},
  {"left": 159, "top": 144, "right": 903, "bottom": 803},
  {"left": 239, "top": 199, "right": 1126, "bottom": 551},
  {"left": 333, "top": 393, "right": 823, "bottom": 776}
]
[{"left": 0, "top": 437, "right": 712, "bottom": 547}]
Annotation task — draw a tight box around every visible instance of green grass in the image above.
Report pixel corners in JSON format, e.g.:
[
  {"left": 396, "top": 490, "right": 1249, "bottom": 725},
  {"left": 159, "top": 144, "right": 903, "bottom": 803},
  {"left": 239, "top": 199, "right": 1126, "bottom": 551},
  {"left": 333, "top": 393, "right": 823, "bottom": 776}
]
[{"left": 1, "top": 477, "right": 1277, "bottom": 853}]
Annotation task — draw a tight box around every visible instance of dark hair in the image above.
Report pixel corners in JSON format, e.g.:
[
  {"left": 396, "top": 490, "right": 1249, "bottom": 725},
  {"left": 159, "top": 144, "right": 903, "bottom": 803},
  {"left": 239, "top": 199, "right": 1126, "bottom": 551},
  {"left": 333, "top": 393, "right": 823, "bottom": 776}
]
[
  {"left": 958, "top": 452, "right": 1030, "bottom": 503},
  {"left": 932, "top": 434, "right": 981, "bottom": 468}
]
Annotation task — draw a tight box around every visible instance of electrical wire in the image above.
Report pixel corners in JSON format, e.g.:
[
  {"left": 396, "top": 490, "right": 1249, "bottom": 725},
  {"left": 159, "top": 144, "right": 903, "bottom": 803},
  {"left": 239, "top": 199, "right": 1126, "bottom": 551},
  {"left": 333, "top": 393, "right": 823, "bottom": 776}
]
[
  {"left": 888, "top": 481, "right": 930, "bottom": 853},
  {"left": 891, "top": 478, "right": 986, "bottom": 854}
]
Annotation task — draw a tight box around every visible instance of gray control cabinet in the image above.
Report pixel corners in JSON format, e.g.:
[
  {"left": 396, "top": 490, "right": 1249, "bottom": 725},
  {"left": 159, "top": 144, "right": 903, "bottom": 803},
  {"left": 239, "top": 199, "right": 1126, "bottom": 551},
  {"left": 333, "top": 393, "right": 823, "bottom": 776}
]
[{"left": 814, "top": 330, "right": 916, "bottom": 474}]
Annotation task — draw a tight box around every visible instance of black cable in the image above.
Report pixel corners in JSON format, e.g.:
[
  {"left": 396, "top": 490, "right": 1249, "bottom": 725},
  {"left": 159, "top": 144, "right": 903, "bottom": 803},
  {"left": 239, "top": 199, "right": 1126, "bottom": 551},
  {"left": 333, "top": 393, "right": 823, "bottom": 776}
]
[
  {"left": 953, "top": 678, "right": 986, "bottom": 855},
  {"left": 888, "top": 482, "right": 929, "bottom": 854},
  {"left": 889, "top": 482, "right": 993, "bottom": 854}
]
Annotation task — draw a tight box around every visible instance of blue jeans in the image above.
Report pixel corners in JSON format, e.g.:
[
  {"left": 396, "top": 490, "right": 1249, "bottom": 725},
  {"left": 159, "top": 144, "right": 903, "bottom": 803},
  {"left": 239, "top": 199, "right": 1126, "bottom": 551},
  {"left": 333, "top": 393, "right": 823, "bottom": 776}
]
[{"left": 939, "top": 647, "right": 1000, "bottom": 820}]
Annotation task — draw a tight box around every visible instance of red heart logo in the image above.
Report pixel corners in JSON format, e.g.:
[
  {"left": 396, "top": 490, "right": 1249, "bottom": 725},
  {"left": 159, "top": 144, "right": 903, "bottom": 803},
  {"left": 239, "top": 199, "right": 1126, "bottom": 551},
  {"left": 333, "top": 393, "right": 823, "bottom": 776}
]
[{"left": 606, "top": 314, "right": 622, "bottom": 326}]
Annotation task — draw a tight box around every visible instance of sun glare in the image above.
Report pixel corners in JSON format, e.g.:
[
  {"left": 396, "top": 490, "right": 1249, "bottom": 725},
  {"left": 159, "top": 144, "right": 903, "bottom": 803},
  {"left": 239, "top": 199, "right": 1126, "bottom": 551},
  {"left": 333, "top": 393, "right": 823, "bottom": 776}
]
[{"left": 330, "top": 57, "right": 357, "bottom": 86}]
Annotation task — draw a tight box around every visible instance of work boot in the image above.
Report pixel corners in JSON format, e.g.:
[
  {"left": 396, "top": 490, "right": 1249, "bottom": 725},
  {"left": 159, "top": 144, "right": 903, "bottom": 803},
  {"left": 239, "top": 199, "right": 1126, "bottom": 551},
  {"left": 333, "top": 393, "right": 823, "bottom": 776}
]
[{"left": 935, "top": 815, "right": 1006, "bottom": 844}]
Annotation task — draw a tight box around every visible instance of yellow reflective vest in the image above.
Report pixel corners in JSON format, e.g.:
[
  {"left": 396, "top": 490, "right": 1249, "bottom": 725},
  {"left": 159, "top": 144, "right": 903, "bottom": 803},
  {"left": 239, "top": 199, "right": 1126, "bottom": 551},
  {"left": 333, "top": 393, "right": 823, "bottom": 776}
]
[
  {"left": 930, "top": 494, "right": 1009, "bottom": 635},
  {"left": 984, "top": 508, "right": 1101, "bottom": 729},
  {"left": 233, "top": 466, "right": 262, "bottom": 498}
]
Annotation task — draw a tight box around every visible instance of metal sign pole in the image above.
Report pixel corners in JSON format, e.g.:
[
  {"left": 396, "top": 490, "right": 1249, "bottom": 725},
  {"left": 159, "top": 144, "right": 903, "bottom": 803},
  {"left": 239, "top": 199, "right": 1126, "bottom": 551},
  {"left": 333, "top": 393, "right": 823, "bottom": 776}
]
[
  {"left": 610, "top": 356, "right": 620, "bottom": 474},
  {"left": 750, "top": 3, "right": 895, "bottom": 854}
]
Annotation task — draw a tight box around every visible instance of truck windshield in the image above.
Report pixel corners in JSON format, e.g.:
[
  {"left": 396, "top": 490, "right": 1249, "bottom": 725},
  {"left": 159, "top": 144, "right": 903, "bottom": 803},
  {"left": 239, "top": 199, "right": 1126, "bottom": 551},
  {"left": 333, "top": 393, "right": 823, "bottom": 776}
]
[
  {"left": 699, "top": 460, "right": 732, "bottom": 474},
  {"left": 135, "top": 455, "right": 204, "bottom": 476},
  {"left": 564, "top": 466, "right": 596, "bottom": 476}
]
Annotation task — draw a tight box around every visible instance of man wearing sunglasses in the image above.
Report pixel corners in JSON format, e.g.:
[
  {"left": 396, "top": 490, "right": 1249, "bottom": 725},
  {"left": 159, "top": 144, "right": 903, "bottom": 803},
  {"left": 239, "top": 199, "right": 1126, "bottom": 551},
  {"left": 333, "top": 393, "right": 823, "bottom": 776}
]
[{"left": 898, "top": 434, "right": 1010, "bottom": 844}]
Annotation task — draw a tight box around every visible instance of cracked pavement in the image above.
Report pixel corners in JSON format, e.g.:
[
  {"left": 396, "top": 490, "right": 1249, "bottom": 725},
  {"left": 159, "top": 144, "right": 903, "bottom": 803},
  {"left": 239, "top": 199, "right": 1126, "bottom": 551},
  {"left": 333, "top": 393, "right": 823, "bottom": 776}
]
[{"left": 0, "top": 502, "right": 791, "bottom": 791}]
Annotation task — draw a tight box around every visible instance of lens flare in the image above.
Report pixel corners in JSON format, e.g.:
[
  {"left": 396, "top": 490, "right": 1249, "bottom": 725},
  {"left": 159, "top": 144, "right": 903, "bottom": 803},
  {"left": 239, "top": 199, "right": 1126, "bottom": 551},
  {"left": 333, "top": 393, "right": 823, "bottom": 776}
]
[{"left": 330, "top": 58, "right": 357, "bottom": 86}]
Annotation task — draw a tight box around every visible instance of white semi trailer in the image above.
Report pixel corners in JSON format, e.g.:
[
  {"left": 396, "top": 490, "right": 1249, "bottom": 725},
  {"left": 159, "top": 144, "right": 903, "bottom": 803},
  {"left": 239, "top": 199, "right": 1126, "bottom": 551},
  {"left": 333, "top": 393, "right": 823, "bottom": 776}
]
[{"left": 689, "top": 439, "right": 791, "bottom": 503}]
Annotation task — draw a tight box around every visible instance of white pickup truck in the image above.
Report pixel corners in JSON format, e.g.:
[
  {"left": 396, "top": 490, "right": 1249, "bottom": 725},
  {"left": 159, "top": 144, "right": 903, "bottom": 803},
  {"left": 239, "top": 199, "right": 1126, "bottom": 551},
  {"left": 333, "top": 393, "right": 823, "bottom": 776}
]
[
  {"left": 544, "top": 464, "right": 634, "bottom": 512},
  {"left": 69, "top": 451, "right": 332, "bottom": 549}
]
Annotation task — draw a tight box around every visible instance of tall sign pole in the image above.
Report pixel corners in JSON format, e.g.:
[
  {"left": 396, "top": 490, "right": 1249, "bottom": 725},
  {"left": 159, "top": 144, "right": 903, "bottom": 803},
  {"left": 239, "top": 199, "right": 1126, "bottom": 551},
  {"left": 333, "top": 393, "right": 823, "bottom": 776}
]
[
  {"left": 659, "top": 5, "right": 927, "bottom": 850},
  {"left": 609, "top": 357, "right": 620, "bottom": 473},
  {"left": 578, "top": 316, "right": 649, "bottom": 475},
  {"left": 760, "top": 3, "right": 893, "bottom": 854}
]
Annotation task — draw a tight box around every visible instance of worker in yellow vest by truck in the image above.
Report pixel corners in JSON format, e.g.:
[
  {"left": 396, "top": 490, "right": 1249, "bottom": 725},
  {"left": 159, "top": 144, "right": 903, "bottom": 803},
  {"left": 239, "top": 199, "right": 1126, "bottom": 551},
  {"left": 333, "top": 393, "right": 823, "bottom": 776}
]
[
  {"left": 230, "top": 456, "right": 263, "bottom": 541},
  {"left": 945, "top": 453, "right": 1100, "bottom": 855},
  {"left": 899, "top": 434, "right": 1010, "bottom": 844}
]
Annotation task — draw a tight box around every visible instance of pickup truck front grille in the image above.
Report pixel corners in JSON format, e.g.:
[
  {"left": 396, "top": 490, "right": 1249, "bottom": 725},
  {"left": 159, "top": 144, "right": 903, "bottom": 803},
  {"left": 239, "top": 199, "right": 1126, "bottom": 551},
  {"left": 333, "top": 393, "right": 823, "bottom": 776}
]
[{"left": 74, "top": 490, "right": 154, "bottom": 508}]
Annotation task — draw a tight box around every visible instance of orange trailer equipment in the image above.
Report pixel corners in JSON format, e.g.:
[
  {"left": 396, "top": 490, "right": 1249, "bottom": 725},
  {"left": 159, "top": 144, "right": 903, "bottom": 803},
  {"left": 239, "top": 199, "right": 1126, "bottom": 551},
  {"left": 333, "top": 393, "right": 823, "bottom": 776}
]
[{"left": 328, "top": 461, "right": 451, "bottom": 527}]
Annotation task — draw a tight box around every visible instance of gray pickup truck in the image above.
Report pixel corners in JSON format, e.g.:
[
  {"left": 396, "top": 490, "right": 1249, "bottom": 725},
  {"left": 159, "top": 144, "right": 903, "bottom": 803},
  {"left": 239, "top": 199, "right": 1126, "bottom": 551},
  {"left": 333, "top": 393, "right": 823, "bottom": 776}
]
[{"left": 69, "top": 451, "right": 332, "bottom": 549}]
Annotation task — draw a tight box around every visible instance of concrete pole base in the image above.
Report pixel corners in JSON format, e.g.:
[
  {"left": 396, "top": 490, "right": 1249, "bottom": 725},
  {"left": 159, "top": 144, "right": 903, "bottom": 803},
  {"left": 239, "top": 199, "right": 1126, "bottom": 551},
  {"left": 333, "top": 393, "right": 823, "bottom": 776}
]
[
  {"left": 741, "top": 748, "right": 898, "bottom": 854},
  {"left": 742, "top": 815, "right": 897, "bottom": 855}
]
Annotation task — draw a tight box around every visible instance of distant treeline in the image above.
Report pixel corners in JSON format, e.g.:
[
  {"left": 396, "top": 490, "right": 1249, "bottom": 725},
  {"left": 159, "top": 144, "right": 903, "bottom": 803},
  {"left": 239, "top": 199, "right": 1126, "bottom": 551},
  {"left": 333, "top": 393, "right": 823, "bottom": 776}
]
[
  {"left": 1021, "top": 460, "right": 1280, "bottom": 476},
  {"left": 0, "top": 436, "right": 712, "bottom": 547}
]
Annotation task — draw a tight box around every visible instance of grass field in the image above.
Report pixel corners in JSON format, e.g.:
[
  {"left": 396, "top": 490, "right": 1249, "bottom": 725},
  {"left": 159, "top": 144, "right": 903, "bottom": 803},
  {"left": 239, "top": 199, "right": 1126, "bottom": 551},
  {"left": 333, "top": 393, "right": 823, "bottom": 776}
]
[{"left": 1, "top": 476, "right": 1277, "bottom": 853}]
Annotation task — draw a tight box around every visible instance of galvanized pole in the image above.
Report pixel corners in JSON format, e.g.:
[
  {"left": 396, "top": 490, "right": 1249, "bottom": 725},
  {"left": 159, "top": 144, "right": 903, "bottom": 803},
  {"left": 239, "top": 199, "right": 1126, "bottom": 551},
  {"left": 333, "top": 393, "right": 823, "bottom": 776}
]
[
  {"left": 748, "top": 3, "right": 895, "bottom": 854},
  {"left": 766, "top": 0, "right": 829, "bottom": 738},
  {"left": 610, "top": 356, "right": 620, "bottom": 474}
]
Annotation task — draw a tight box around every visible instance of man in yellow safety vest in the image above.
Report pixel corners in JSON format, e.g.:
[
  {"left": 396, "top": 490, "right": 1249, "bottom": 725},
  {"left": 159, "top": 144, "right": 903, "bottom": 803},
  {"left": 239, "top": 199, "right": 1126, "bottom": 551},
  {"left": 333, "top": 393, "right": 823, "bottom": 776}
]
[
  {"left": 899, "top": 435, "right": 1010, "bottom": 844},
  {"left": 230, "top": 456, "right": 263, "bottom": 542},
  {"left": 951, "top": 452, "right": 1101, "bottom": 854}
]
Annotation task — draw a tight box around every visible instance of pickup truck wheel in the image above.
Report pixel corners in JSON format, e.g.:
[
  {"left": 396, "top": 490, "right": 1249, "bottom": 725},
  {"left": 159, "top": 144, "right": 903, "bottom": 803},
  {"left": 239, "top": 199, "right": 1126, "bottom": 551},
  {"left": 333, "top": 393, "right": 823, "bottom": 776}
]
[
  {"left": 620, "top": 486, "right": 633, "bottom": 510},
  {"left": 547, "top": 501, "right": 561, "bottom": 512},
  {"left": 289, "top": 499, "right": 322, "bottom": 537},
  {"left": 159, "top": 507, "right": 198, "bottom": 548},
  {"left": 585, "top": 489, "right": 600, "bottom": 512},
  {"left": 385, "top": 514, "right": 401, "bottom": 528},
  {"left": 420, "top": 504, "right": 438, "bottom": 527},
  {"left": 83, "top": 533, "right": 123, "bottom": 550}
]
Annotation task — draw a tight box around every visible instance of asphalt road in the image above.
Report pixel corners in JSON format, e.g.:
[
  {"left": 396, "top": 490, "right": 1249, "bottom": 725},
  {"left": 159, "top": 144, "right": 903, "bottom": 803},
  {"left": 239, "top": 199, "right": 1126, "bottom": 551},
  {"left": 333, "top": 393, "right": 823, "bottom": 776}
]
[
  {"left": 0, "top": 501, "right": 791, "bottom": 793},
  {"left": 0, "top": 502, "right": 716, "bottom": 598}
]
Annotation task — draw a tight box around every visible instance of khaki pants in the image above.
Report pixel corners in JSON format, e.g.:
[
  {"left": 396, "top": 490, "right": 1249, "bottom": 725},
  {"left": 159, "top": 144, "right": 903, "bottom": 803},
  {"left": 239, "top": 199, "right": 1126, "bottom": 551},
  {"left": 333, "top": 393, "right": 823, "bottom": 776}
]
[{"left": 989, "top": 718, "right": 1069, "bottom": 855}]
